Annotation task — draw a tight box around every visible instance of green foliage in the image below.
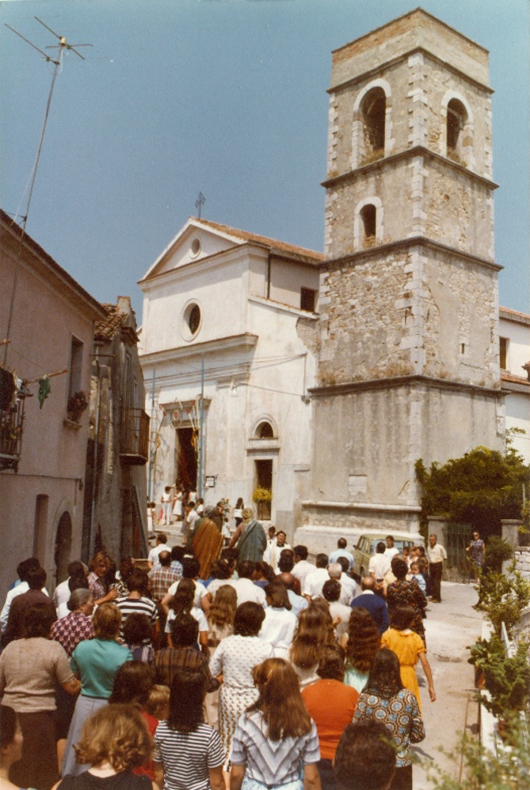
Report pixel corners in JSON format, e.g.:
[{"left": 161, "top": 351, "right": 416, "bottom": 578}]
[
  {"left": 475, "top": 570, "right": 530, "bottom": 637},
  {"left": 483, "top": 536, "right": 514, "bottom": 573},
  {"left": 424, "top": 726, "right": 530, "bottom": 789},
  {"left": 468, "top": 635, "right": 530, "bottom": 720},
  {"left": 415, "top": 446, "right": 530, "bottom": 538}
]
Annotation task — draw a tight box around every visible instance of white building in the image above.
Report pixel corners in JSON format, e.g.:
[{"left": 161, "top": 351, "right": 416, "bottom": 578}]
[
  {"left": 138, "top": 217, "right": 322, "bottom": 535},
  {"left": 499, "top": 307, "right": 530, "bottom": 463}
]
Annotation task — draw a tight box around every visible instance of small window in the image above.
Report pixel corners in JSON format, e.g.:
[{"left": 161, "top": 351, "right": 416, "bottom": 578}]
[
  {"left": 188, "top": 305, "right": 201, "bottom": 335},
  {"left": 447, "top": 99, "right": 467, "bottom": 160},
  {"left": 361, "top": 87, "right": 386, "bottom": 161},
  {"left": 256, "top": 421, "right": 274, "bottom": 439},
  {"left": 499, "top": 337, "right": 509, "bottom": 370},
  {"left": 360, "top": 204, "right": 377, "bottom": 247},
  {"left": 300, "top": 288, "right": 317, "bottom": 313},
  {"left": 68, "top": 337, "right": 83, "bottom": 398},
  {"left": 190, "top": 238, "right": 201, "bottom": 257}
]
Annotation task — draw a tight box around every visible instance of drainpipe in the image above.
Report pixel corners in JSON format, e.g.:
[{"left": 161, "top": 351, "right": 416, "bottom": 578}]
[
  {"left": 89, "top": 352, "right": 102, "bottom": 559},
  {"left": 266, "top": 253, "right": 271, "bottom": 299}
]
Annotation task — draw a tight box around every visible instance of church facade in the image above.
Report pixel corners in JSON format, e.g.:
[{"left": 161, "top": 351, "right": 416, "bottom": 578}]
[{"left": 139, "top": 10, "right": 528, "bottom": 548}]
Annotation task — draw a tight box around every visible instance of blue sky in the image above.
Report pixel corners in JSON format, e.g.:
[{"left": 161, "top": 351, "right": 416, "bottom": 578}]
[{"left": 1, "top": 0, "right": 529, "bottom": 318}]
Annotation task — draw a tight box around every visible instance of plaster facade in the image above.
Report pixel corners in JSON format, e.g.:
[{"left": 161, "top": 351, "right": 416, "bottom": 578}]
[
  {"left": 0, "top": 211, "right": 106, "bottom": 598},
  {"left": 499, "top": 308, "right": 530, "bottom": 463},
  {"left": 139, "top": 218, "right": 321, "bottom": 535}
]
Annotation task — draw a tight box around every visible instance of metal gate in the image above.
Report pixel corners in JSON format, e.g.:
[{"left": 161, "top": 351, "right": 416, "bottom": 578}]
[{"left": 445, "top": 522, "right": 471, "bottom": 581}]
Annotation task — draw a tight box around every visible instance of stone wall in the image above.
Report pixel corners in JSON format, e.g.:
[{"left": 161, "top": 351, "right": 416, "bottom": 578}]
[{"left": 514, "top": 546, "right": 530, "bottom": 579}]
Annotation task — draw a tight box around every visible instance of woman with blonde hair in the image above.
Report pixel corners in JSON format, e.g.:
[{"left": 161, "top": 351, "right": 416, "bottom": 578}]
[
  {"left": 54, "top": 704, "right": 156, "bottom": 789},
  {"left": 205, "top": 585, "right": 237, "bottom": 727},
  {"left": 289, "top": 604, "right": 335, "bottom": 688},
  {"left": 230, "top": 658, "right": 321, "bottom": 790},
  {"left": 340, "top": 607, "right": 381, "bottom": 693}
]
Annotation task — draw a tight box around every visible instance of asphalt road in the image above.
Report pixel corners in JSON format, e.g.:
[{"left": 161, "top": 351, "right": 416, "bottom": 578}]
[{"left": 412, "top": 580, "right": 483, "bottom": 788}]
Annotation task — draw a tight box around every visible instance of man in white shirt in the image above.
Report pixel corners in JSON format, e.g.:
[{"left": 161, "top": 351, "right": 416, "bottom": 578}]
[
  {"left": 427, "top": 534, "right": 447, "bottom": 602},
  {"left": 0, "top": 557, "right": 49, "bottom": 633},
  {"left": 53, "top": 560, "right": 87, "bottom": 611},
  {"left": 369, "top": 542, "right": 391, "bottom": 583},
  {"left": 303, "top": 554, "right": 330, "bottom": 600},
  {"left": 148, "top": 533, "right": 170, "bottom": 568},
  {"left": 292, "top": 545, "right": 315, "bottom": 590},
  {"left": 328, "top": 562, "right": 357, "bottom": 605},
  {"left": 329, "top": 538, "right": 354, "bottom": 571},
  {"left": 384, "top": 535, "right": 399, "bottom": 559},
  {"left": 229, "top": 561, "right": 266, "bottom": 606}
]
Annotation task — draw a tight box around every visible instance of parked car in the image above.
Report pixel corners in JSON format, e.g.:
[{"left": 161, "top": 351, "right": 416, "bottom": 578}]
[{"left": 352, "top": 531, "right": 424, "bottom": 580}]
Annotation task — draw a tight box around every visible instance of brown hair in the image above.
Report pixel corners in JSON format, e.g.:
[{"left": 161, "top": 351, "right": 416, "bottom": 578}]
[
  {"left": 74, "top": 704, "right": 152, "bottom": 771},
  {"left": 248, "top": 659, "right": 312, "bottom": 740},
  {"left": 289, "top": 604, "right": 335, "bottom": 669},
  {"left": 93, "top": 602, "right": 122, "bottom": 639},
  {"left": 344, "top": 608, "right": 381, "bottom": 673},
  {"left": 317, "top": 644, "right": 346, "bottom": 681},
  {"left": 207, "top": 585, "right": 237, "bottom": 628}
]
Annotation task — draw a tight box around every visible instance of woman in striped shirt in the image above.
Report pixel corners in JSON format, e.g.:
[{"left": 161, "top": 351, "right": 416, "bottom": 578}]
[{"left": 153, "top": 665, "right": 225, "bottom": 790}]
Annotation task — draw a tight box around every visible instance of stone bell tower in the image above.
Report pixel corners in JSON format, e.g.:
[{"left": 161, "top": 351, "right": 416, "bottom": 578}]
[{"left": 300, "top": 9, "right": 504, "bottom": 545}]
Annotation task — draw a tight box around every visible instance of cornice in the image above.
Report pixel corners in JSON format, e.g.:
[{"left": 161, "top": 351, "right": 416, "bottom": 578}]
[
  {"left": 139, "top": 333, "right": 258, "bottom": 365},
  {"left": 321, "top": 145, "right": 498, "bottom": 191},
  {"left": 320, "top": 236, "right": 502, "bottom": 273},
  {"left": 309, "top": 374, "right": 503, "bottom": 399}
]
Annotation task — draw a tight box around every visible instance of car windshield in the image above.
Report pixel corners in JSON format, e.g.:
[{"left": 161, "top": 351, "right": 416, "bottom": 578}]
[{"left": 369, "top": 539, "right": 415, "bottom": 553}]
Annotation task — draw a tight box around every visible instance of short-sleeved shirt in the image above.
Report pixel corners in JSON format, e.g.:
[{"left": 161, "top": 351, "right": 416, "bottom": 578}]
[
  {"left": 165, "top": 606, "right": 208, "bottom": 635},
  {"left": 51, "top": 610, "right": 95, "bottom": 658},
  {"left": 302, "top": 679, "right": 359, "bottom": 760},
  {"left": 153, "top": 721, "right": 224, "bottom": 790},
  {"left": 149, "top": 567, "right": 181, "bottom": 601},
  {"left": 71, "top": 638, "right": 132, "bottom": 698},
  {"left": 167, "top": 580, "right": 208, "bottom": 609},
  {"left": 230, "top": 710, "right": 320, "bottom": 785},
  {"left": 116, "top": 596, "right": 158, "bottom": 640},
  {"left": 0, "top": 637, "right": 73, "bottom": 713}
]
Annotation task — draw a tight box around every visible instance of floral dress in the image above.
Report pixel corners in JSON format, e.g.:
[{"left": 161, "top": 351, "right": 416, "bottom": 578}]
[{"left": 386, "top": 579, "right": 426, "bottom": 641}]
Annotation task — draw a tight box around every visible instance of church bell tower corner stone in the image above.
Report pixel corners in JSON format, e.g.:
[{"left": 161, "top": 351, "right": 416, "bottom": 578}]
[{"left": 296, "top": 9, "right": 504, "bottom": 554}]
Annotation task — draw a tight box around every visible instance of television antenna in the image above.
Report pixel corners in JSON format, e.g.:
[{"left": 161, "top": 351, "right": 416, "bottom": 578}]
[{"left": 3, "top": 17, "right": 92, "bottom": 366}]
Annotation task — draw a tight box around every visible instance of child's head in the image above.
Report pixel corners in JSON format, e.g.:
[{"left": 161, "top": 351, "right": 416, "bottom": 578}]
[
  {"left": 145, "top": 684, "right": 170, "bottom": 721},
  {"left": 410, "top": 562, "right": 419, "bottom": 574},
  {"left": 75, "top": 704, "right": 152, "bottom": 771}
]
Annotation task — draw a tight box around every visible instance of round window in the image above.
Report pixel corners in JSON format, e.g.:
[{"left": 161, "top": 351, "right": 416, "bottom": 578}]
[
  {"left": 182, "top": 302, "right": 202, "bottom": 341},
  {"left": 190, "top": 238, "right": 201, "bottom": 257},
  {"left": 188, "top": 304, "right": 201, "bottom": 335}
]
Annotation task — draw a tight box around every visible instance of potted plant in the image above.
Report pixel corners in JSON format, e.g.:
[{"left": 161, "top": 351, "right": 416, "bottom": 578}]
[
  {"left": 252, "top": 486, "right": 272, "bottom": 520},
  {"left": 469, "top": 636, "right": 530, "bottom": 730},
  {"left": 67, "top": 390, "right": 88, "bottom": 422}
]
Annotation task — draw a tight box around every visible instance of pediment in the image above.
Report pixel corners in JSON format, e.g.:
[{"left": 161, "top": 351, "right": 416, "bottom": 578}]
[{"left": 140, "top": 219, "right": 246, "bottom": 281}]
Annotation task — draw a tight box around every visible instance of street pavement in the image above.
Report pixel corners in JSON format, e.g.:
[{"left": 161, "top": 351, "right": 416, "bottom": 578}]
[{"left": 413, "top": 580, "right": 483, "bottom": 788}]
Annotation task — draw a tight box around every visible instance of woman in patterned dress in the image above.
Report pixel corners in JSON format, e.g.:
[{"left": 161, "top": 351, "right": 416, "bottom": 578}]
[
  {"left": 386, "top": 558, "right": 427, "bottom": 645},
  {"left": 353, "top": 648, "right": 425, "bottom": 790},
  {"left": 209, "top": 602, "right": 273, "bottom": 775}
]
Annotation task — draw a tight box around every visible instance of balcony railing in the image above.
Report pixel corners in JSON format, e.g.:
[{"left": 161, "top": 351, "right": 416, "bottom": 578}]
[
  {"left": 0, "top": 399, "right": 25, "bottom": 472},
  {"left": 120, "top": 408, "right": 149, "bottom": 465}
]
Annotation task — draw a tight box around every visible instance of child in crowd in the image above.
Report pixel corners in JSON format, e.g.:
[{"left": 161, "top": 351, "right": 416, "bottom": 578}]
[
  {"left": 409, "top": 562, "right": 427, "bottom": 595},
  {"left": 145, "top": 685, "right": 170, "bottom": 722}
]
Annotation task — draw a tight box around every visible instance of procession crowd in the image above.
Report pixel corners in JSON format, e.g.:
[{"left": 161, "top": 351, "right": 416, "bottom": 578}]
[{"left": 0, "top": 501, "right": 458, "bottom": 790}]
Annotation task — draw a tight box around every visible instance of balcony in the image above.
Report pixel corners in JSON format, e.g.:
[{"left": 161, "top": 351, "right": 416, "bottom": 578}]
[
  {"left": 0, "top": 399, "right": 25, "bottom": 472},
  {"left": 120, "top": 408, "right": 149, "bottom": 465}
]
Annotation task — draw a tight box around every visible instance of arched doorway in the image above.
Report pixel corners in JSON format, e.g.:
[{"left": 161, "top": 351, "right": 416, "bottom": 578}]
[{"left": 54, "top": 512, "right": 72, "bottom": 585}]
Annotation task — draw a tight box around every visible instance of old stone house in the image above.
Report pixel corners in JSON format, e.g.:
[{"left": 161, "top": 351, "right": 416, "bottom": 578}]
[
  {"left": 82, "top": 297, "right": 149, "bottom": 561},
  {"left": 499, "top": 307, "right": 530, "bottom": 464},
  {"left": 0, "top": 210, "right": 106, "bottom": 598}
]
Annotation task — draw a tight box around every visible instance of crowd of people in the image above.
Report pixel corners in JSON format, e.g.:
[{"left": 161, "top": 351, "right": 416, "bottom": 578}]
[{"left": 0, "top": 515, "right": 452, "bottom": 790}]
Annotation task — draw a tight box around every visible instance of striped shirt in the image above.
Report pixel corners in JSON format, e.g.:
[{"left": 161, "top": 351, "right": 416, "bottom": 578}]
[
  {"left": 230, "top": 710, "right": 320, "bottom": 785},
  {"left": 153, "top": 646, "right": 219, "bottom": 693},
  {"left": 153, "top": 721, "right": 224, "bottom": 790},
  {"left": 115, "top": 596, "right": 158, "bottom": 640}
]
